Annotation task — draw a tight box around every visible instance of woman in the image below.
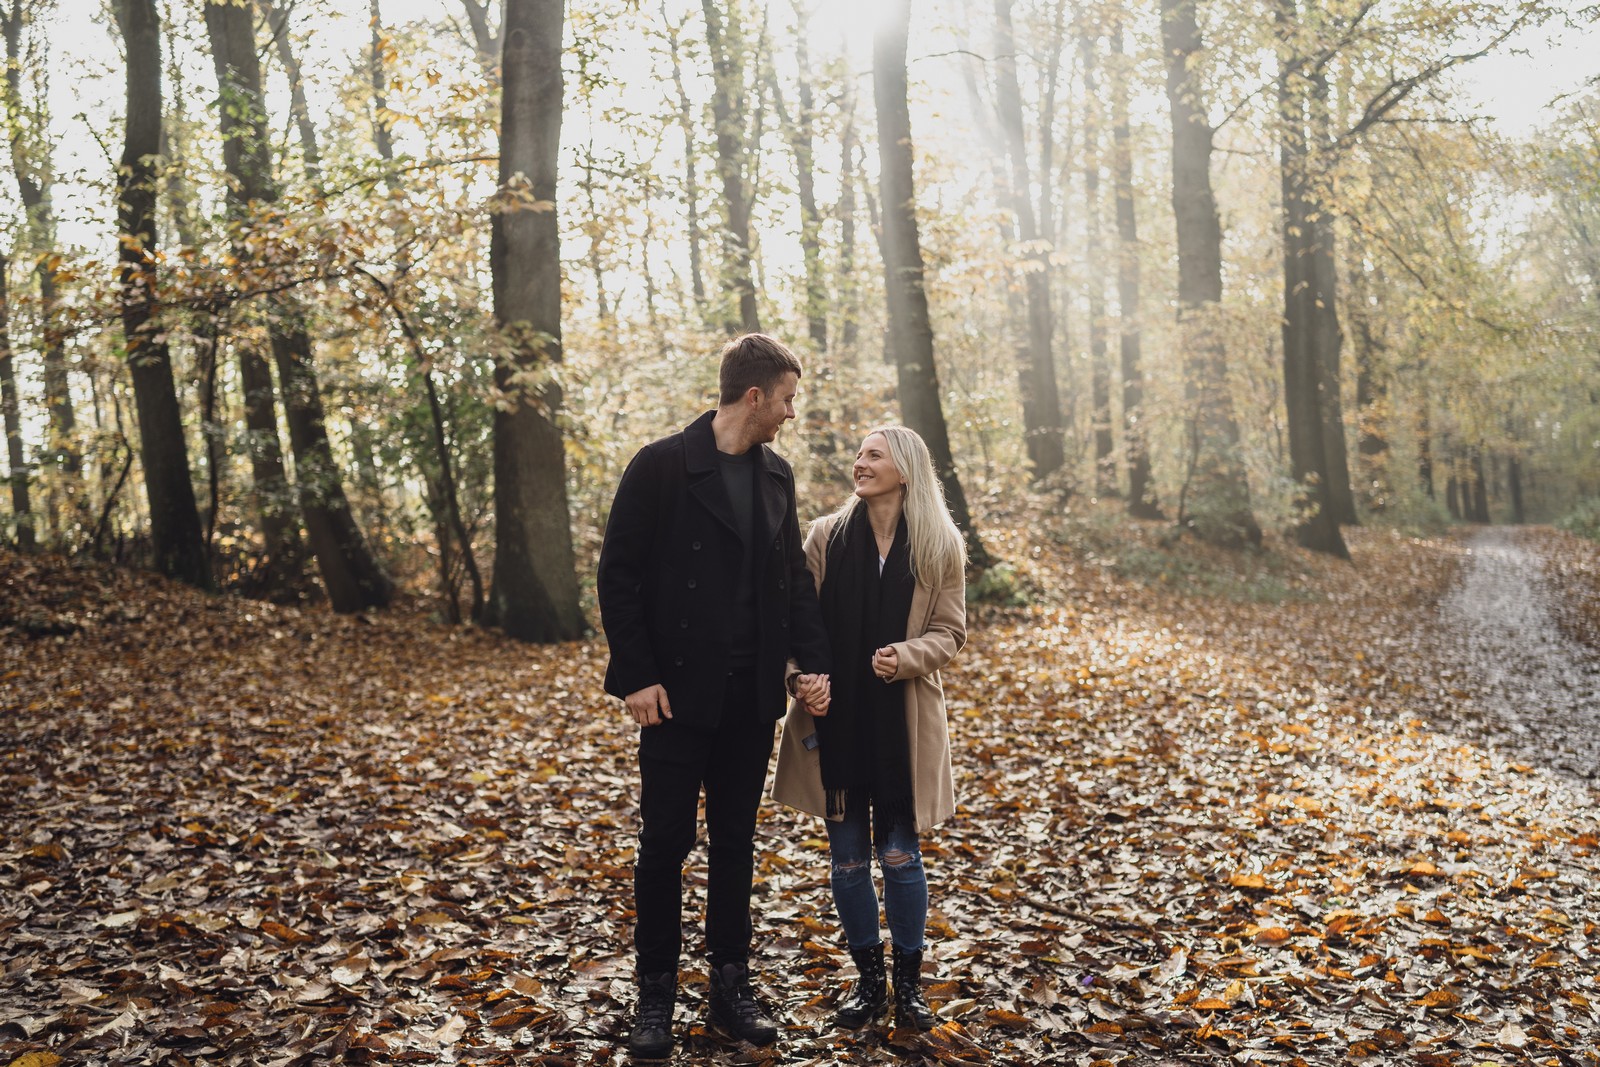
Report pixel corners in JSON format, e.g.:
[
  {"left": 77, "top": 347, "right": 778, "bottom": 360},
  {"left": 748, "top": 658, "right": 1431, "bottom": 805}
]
[{"left": 773, "top": 425, "right": 967, "bottom": 1031}]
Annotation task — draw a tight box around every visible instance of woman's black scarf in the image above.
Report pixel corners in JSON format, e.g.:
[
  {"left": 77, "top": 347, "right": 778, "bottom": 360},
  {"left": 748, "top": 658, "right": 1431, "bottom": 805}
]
[{"left": 814, "top": 504, "right": 916, "bottom": 823}]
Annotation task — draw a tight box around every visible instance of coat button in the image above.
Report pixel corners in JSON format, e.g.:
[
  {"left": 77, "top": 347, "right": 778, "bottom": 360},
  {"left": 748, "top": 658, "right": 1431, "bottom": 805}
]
[
  {"left": 687, "top": 578, "right": 697, "bottom": 589},
  {"left": 777, "top": 579, "right": 785, "bottom": 589},
  {"left": 773, "top": 538, "right": 781, "bottom": 550},
  {"left": 780, "top": 618, "right": 789, "bottom": 629},
  {"left": 692, "top": 540, "right": 702, "bottom": 550},
  {"left": 674, "top": 657, "right": 684, "bottom": 667},
  {"left": 679, "top": 619, "right": 688, "bottom": 629}
]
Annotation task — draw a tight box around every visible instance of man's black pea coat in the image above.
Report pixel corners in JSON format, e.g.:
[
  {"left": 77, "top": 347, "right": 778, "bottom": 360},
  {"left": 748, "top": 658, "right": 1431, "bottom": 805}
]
[{"left": 598, "top": 411, "right": 831, "bottom": 730}]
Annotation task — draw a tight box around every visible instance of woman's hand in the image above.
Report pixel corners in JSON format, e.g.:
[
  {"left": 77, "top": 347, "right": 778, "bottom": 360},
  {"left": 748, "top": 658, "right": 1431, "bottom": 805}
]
[
  {"left": 871, "top": 645, "right": 899, "bottom": 681},
  {"left": 795, "top": 673, "right": 831, "bottom": 716}
]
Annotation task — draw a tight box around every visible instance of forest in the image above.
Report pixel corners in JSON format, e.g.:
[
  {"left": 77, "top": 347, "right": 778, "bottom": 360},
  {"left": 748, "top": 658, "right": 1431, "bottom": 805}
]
[
  {"left": 0, "top": 0, "right": 1595, "bottom": 611},
  {"left": 4, "top": 1, "right": 1600, "bottom": 1065}
]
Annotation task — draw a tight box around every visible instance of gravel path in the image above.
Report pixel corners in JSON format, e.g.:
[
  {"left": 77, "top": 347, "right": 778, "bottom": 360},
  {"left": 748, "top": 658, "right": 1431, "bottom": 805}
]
[{"left": 1437, "top": 526, "right": 1600, "bottom": 780}]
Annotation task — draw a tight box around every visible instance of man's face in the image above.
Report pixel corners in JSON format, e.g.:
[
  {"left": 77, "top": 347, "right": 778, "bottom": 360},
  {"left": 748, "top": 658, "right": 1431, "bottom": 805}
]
[{"left": 751, "top": 372, "right": 799, "bottom": 444}]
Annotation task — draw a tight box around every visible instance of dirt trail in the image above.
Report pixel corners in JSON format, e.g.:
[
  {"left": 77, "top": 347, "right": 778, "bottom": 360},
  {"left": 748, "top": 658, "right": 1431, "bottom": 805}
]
[{"left": 1437, "top": 526, "right": 1600, "bottom": 779}]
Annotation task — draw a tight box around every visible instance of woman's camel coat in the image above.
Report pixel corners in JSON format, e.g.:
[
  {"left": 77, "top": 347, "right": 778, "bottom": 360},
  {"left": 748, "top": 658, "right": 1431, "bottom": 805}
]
[{"left": 771, "top": 512, "right": 967, "bottom": 832}]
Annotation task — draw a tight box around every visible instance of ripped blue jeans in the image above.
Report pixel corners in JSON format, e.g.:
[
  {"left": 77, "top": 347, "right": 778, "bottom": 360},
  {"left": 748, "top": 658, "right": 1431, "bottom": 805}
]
[{"left": 824, "top": 802, "right": 927, "bottom": 951}]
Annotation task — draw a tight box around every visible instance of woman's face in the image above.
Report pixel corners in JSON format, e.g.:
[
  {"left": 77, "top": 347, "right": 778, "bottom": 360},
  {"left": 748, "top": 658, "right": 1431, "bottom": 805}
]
[{"left": 852, "top": 433, "right": 905, "bottom": 501}]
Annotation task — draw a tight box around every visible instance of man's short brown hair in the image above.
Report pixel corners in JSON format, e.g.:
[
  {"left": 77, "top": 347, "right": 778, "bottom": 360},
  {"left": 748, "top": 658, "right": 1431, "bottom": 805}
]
[{"left": 718, "top": 333, "right": 803, "bottom": 406}]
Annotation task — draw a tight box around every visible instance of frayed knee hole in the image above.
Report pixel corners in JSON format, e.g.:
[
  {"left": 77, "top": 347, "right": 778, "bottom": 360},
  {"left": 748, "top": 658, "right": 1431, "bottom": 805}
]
[{"left": 880, "top": 849, "right": 918, "bottom": 869}]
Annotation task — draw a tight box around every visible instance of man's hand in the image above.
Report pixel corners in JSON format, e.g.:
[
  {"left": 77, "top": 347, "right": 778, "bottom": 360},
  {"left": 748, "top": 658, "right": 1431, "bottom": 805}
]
[
  {"left": 795, "top": 673, "right": 831, "bottom": 716},
  {"left": 871, "top": 646, "right": 899, "bottom": 681},
  {"left": 625, "top": 684, "right": 673, "bottom": 726}
]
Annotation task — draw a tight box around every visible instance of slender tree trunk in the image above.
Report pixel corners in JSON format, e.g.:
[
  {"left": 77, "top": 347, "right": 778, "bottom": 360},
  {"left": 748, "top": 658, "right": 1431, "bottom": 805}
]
[
  {"left": 1159, "top": 0, "right": 1259, "bottom": 547},
  {"left": 0, "top": 253, "right": 33, "bottom": 549},
  {"left": 206, "top": 0, "right": 393, "bottom": 610},
  {"left": 701, "top": 0, "right": 760, "bottom": 333},
  {"left": 1082, "top": 33, "right": 1116, "bottom": 496},
  {"left": 261, "top": 0, "right": 322, "bottom": 188},
  {"left": 460, "top": 0, "right": 501, "bottom": 74},
  {"left": 1276, "top": 2, "right": 1347, "bottom": 558},
  {"left": 875, "top": 0, "right": 986, "bottom": 566},
  {"left": 663, "top": 10, "right": 707, "bottom": 314},
  {"left": 1469, "top": 449, "right": 1490, "bottom": 523},
  {"left": 837, "top": 82, "right": 860, "bottom": 352},
  {"left": 1508, "top": 455, "right": 1524, "bottom": 524},
  {"left": 1110, "top": 19, "right": 1157, "bottom": 518},
  {"left": 3, "top": 4, "right": 76, "bottom": 484},
  {"left": 1307, "top": 68, "right": 1356, "bottom": 527},
  {"left": 368, "top": 0, "right": 397, "bottom": 166},
  {"left": 767, "top": 13, "right": 826, "bottom": 351},
  {"left": 1348, "top": 247, "right": 1388, "bottom": 511},
  {"left": 994, "top": 0, "right": 1064, "bottom": 479},
  {"left": 485, "top": 0, "right": 584, "bottom": 642},
  {"left": 114, "top": 0, "right": 209, "bottom": 589}
]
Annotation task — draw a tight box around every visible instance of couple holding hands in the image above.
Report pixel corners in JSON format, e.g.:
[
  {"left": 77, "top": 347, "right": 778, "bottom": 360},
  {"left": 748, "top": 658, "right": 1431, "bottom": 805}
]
[{"left": 597, "top": 333, "right": 968, "bottom": 1058}]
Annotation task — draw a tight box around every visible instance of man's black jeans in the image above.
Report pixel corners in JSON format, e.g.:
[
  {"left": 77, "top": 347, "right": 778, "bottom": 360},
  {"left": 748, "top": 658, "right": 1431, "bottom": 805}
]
[{"left": 633, "top": 668, "right": 774, "bottom": 977}]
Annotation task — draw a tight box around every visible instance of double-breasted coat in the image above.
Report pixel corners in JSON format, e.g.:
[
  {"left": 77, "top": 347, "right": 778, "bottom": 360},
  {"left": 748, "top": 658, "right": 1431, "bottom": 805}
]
[
  {"left": 598, "top": 411, "right": 831, "bottom": 729},
  {"left": 771, "top": 512, "right": 967, "bottom": 831}
]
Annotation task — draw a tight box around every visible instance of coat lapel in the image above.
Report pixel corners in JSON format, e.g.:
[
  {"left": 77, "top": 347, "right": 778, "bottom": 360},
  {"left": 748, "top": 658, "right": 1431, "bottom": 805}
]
[
  {"left": 683, "top": 410, "right": 740, "bottom": 537},
  {"left": 756, "top": 445, "right": 787, "bottom": 546}
]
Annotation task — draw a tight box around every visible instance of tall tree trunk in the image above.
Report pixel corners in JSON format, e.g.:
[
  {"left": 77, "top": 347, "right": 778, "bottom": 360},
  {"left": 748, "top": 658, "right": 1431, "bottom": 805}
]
[
  {"left": 767, "top": 9, "right": 826, "bottom": 351},
  {"left": 1469, "top": 450, "right": 1490, "bottom": 523},
  {"left": 0, "top": 252, "right": 32, "bottom": 549},
  {"left": 485, "top": 0, "right": 584, "bottom": 642},
  {"left": 837, "top": 77, "right": 860, "bottom": 352},
  {"left": 701, "top": 0, "right": 760, "bottom": 333},
  {"left": 1348, "top": 247, "right": 1387, "bottom": 511},
  {"left": 3, "top": 3, "right": 77, "bottom": 484},
  {"left": 1507, "top": 454, "right": 1524, "bottom": 524},
  {"left": 1082, "top": 33, "right": 1116, "bottom": 496},
  {"left": 114, "top": 0, "right": 209, "bottom": 589},
  {"left": 460, "top": 0, "right": 501, "bottom": 74},
  {"left": 994, "top": 0, "right": 1064, "bottom": 479},
  {"left": 1111, "top": 18, "right": 1157, "bottom": 518},
  {"left": 1276, "top": 1, "right": 1347, "bottom": 558},
  {"left": 368, "top": 0, "right": 396, "bottom": 166},
  {"left": 1159, "top": 0, "right": 1259, "bottom": 547},
  {"left": 206, "top": 0, "right": 394, "bottom": 611},
  {"left": 663, "top": 9, "right": 707, "bottom": 315},
  {"left": 261, "top": 0, "right": 322, "bottom": 188},
  {"left": 875, "top": 0, "right": 986, "bottom": 567},
  {"left": 1307, "top": 67, "right": 1356, "bottom": 527}
]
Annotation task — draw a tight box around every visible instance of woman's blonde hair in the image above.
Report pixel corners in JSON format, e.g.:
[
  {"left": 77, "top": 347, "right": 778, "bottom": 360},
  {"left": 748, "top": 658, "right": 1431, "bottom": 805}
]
[{"left": 825, "top": 425, "right": 967, "bottom": 585}]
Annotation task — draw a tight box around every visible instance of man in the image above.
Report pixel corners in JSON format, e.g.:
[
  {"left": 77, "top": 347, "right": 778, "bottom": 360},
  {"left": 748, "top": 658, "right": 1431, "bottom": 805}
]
[{"left": 598, "top": 334, "right": 832, "bottom": 1059}]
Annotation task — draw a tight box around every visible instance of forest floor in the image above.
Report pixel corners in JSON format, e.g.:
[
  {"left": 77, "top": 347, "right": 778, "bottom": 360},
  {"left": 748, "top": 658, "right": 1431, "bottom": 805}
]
[{"left": 2, "top": 512, "right": 1598, "bottom": 1067}]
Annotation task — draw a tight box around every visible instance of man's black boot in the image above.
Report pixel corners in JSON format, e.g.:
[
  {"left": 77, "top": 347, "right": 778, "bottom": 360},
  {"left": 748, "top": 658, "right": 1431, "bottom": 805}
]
[
  {"left": 627, "top": 972, "right": 677, "bottom": 1059},
  {"left": 891, "top": 945, "right": 938, "bottom": 1031},
  {"left": 708, "top": 961, "right": 778, "bottom": 1046},
  {"left": 832, "top": 942, "right": 887, "bottom": 1028}
]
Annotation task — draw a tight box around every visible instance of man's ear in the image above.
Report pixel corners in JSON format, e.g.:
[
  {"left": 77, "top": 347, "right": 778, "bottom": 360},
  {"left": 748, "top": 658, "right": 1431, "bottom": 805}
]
[{"left": 744, "top": 385, "right": 763, "bottom": 409}]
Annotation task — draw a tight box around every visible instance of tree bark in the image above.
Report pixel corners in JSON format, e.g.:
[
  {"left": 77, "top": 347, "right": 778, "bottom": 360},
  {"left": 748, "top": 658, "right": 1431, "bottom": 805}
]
[
  {"left": 0, "top": 252, "right": 33, "bottom": 549},
  {"left": 701, "top": 0, "right": 760, "bottom": 333},
  {"left": 662, "top": 9, "right": 707, "bottom": 314},
  {"left": 1507, "top": 454, "right": 1524, "bottom": 524},
  {"left": 1307, "top": 67, "right": 1356, "bottom": 526},
  {"left": 460, "top": 0, "right": 501, "bottom": 74},
  {"left": 1159, "top": 0, "right": 1259, "bottom": 547},
  {"left": 994, "top": 0, "right": 1064, "bottom": 479},
  {"left": 368, "top": 0, "right": 396, "bottom": 167},
  {"left": 767, "top": 9, "right": 826, "bottom": 351},
  {"left": 485, "top": 0, "right": 584, "bottom": 642},
  {"left": 837, "top": 74, "right": 860, "bottom": 352},
  {"left": 1276, "top": 0, "right": 1348, "bottom": 558},
  {"left": 1082, "top": 33, "right": 1116, "bottom": 496},
  {"left": 1111, "top": 19, "right": 1158, "bottom": 519},
  {"left": 206, "top": 0, "right": 394, "bottom": 610},
  {"left": 261, "top": 0, "right": 322, "bottom": 188},
  {"left": 2, "top": 3, "right": 77, "bottom": 482},
  {"left": 875, "top": 0, "right": 986, "bottom": 567},
  {"left": 113, "top": 0, "right": 210, "bottom": 589}
]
